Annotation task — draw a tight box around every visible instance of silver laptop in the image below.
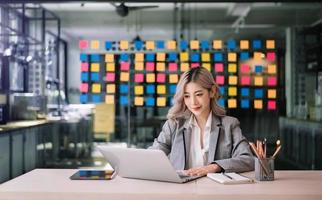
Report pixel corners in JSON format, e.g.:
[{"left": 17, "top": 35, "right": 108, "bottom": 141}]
[{"left": 97, "top": 146, "right": 203, "bottom": 183}]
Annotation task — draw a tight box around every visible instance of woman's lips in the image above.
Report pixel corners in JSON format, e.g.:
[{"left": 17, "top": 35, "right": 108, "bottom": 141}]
[{"left": 191, "top": 106, "right": 201, "bottom": 111}]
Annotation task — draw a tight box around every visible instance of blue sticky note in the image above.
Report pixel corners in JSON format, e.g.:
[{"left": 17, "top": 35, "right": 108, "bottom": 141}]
[
  {"left": 168, "top": 53, "right": 177, "bottom": 61},
  {"left": 105, "top": 41, "right": 113, "bottom": 50},
  {"left": 91, "top": 73, "right": 99, "bottom": 81},
  {"left": 190, "top": 53, "right": 200, "bottom": 62},
  {"left": 218, "top": 98, "right": 225, "bottom": 107},
  {"left": 145, "top": 97, "right": 155, "bottom": 106},
  {"left": 240, "top": 52, "right": 249, "bottom": 61},
  {"left": 255, "top": 65, "right": 263, "bottom": 73},
  {"left": 81, "top": 72, "right": 88, "bottom": 82},
  {"left": 213, "top": 53, "right": 223, "bottom": 62},
  {"left": 241, "top": 99, "right": 250, "bottom": 108},
  {"left": 156, "top": 40, "right": 165, "bottom": 49},
  {"left": 80, "top": 54, "right": 88, "bottom": 62},
  {"left": 227, "top": 39, "right": 236, "bottom": 50},
  {"left": 119, "top": 84, "right": 129, "bottom": 93},
  {"left": 219, "top": 86, "right": 225, "bottom": 95},
  {"left": 120, "top": 96, "right": 128, "bottom": 105},
  {"left": 180, "top": 40, "right": 188, "bottom": 50},
  {"left": 169, "top": 97, "right": 174, "bottom": 106},
  {"left": 253, "top": 40, "right": 262, "bottom": 49},
  {"left": 241, "top": 88, "right": 250, "bottom": 97},
  {"left": 201, "top": 40, "right": 209, "bottom": 50},
  {"left": 146, "top": 53, "right": 155, "bottom": 61},
  {"left": 146, "top": 85, "right": 155, "bottom": 94},
  {"left": 92, "top": 94, "right": 101, "bottom": 103},
  {"left": 169, "top": 85, "right": 176, "bottom": 94},
  {"left": 80, "top": 94, "right": 88, "bottom": 103},
  {"left": 120, "top": 53, "right": 129, "bottom": 61},
  {"left": 134, "top": 40, "right": 143, "bottom": 50},
  {"left": 91, "top": 54, "right": 100, "bottom": 62},
  {"left": 254, "top": 89, "right": 263, "bottom": 98}
]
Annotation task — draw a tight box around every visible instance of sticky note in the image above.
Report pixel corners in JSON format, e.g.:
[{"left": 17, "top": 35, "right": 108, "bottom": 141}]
[
  {"left": 240, "top": 64, "right": 250, "bottom": 73},
  {"left": 254, "top": 100, "right": 263, "bottom": 109},
  {"left": 80, "top": 54, "right": 88, "bottom": 62},
  {"left": 268, "top": 100, "right": 276, "bottom": 110},
  {"left": 201, "top": 40, "right": 209, "bottom": 50},
  {"left": 120, "top": 53, "right": 129, "bottom": 61},
  {"left": 180, "top": 40, "right": 188, "bottom": 50},
  {"left": 168, "top": 63, "right": 178, "bottom": 72},
  {"left": 254, "top": 76, "right": 264, "bottom": 86},
  {"left": 120, "top": 62, "right": 130, "bottom": 71},
  {"left": 266, "top": 40, "right": 275, "bottom": 49},
  {"left": 135, "top": 62, "right": 144, "bottom": 71},
  {"left": 191, "top": 53, "right": 200, "bottom": 62},
  {"left": 106, "top": 63, "right": 115, "bottom": 71},
  {"left": 145, "top": 40, "right": 155, "bottom": 50},
  {"left": 106, "top": 84, "right": 116, "bottom": 93},
  {"left": 180, "top": 63, "right": 189, "bottom": 72},
  {"left": 91, "top": 73, "right": 99, "bottom": 81},
  {"left": 240, "top": 40, "right": 249, "bottom": 49},
  {"left": 120, "top": 96, "right": 128, "bottom": 105},
  {"left": 105, "top": 54, "right": 114, "bottom": 62},
  {"left": 157, "top": 85, "right": 166, "bottom": 94},
  {"left": 169, "top": 85, "right": 176, "bottom": 94},
  {"left": 168, "top": 53, "right": 177, "bottom": 61},
  {"left": 227, "top": 39, "right": 236, "bottom": 50},
  {"left": 267, "top": 52, "right": 276, "bottom": 61},
  {"left": 156, "top": 62, "right": 165, "bottom": 71},
  {"left": 214, "top": 53, "right": 223, "bottom": 62},
  {"left": 201, "top": 53, "right": 210, "bottom": 62},
  {"left": 92, "top": 83, "right": 101, "bottom": 93},
  {"left": 145, "top": 97, "right": 155, "bottom": 106},
  {"left": 79, "top": 40, "right": 88, "bottom": 49},
  {"left": 228, "top": 76, "right": 238, "bottom": 85},
  {"left": 228, "top": 53, "right": 237, "bottom": 62},
  {"left": 91, "top": 40, "right": 99, "bottom": 49},
  {"left": 146, "top": 53, "right": 155, "bottom": 62},
  {"left": 169, "top": 74, "right": 178, "bottom": 83},
  {"left": 228, "top": 99, "right": 237, "bottom": 108},
  {"left": 146, "top": 73, "right": 155, "bottom": 83},
  {"left": 241, "top": 88, "right": 250, "bottom": 97},
  {"left": 134, "top": 85, "right": 144, "bottom": 95},
  {"left": 91, "top": 54, "right": 100, "bottom": 62},
  {"left": 268, "top": 64, "right": 277, "bottom": 74},
  {"left": 214, "top": 63, "right": 224, "bottom": 73},
  {"left": 216, "top": 76, "right": 225, "bottom": 85},
  {"left": 157, "top": 97, "right": 167, "bottom": 107},
  {"left": 157, "top": 73, "right": 166, "bottom": 83},
  {"left": 213, "top": 40, "right": 222, "bottom": 49},
  {"left": 119, "top": 84, "right": 129, "bottom": 94},
  {"left": 191, "top": 63, "right": 200, "bottom": 68},
  {"left": 240, "top": 52, "right": 249, "bottom": 60},
  {"left": 167, "top": 40, "right": 176, "bottom": 50},
  {"left": 156, "top": 40, "right": 165, "bottom": 49},
  {"left": 120, "top": 72, "right": 129, "bottom": 82},
  {"left": 228, "top": 63, "right": 237, "bottom": 73},
  {"left": 134, "top": 40, "right": 143, "bottom": 50},
  {"left": 119, "top": 40, "right": 129, "bottom": 50},
  {"left": 105, "top": 41, "right": 113, "bottom": 50},
  {"left": 180, "top": 52, "right": 189, "bottom": 62},
  {"left": 92, "top": 95, "right": 101, "bottom": 103},
  {"left": 91, "top": 63, "right": 99, "bottom": 72},
  {"left": 241, "top": 99, "right": 250, "bottom": 109},
  {"left": 268, "top": 89, "right": 276, "bottom": 99},
  {"left": 241, "top": 76, "right": 250, "bottom": 85},
  {"left": 81, "top": 72, "right": 88, "bottom": 81},
  {"left": 190, "top": 40, "right": 199, "bottom": 49},
  {"left": 135, "top": 53, "right": 144, "bottom": 62},
  {"left": 253, "top": 40, "right": 262, "bottom": 49},
  {"left": 255, "top": 65, "right": 263, "bottom": 73},
  {"left": 80, "top": 83, "right": 88, "bottom": 93},
  {"left": 228, "top": 87, "right": 237, "bottom": 96},
  {"left": 218, "top": 99, "right": 225, "bottom": 107},
  {"left": 254, "top": 89, "right": 263, "bottom": 98},
  {"left": 267, "top": 76, "right": 277, "bottom": 86},
  {"left": 81, "top": 63, "right": 89, "bottom": 72},
  {"left": 254, "top": 52, "right": 263, "bottom": 60},
  {"left": 146, "top": 62, "right": 155, "bottom": 71},
  {"left": 105, "top": 95, "right": 114, "bottom": 104},
  {"left": 157, "top": 53, "right": 166, "bottom": 61},
  {"left": 80, "top": 94, "right": 88, "bottom": 103},
  {"left": 134, "top": 97, "right": 144, "bottom": 106},
  {"left": 203, "top": 63, "right": 211, "bottom": 71},
  {"left": 134, "top": 73, "right": 144, "bottom": 83},
  {"left": 146, "top": 85, "right": 155, "bottom": 94},
  {"left": 106, "top": 73, "right": 115, "bottom": 82}
]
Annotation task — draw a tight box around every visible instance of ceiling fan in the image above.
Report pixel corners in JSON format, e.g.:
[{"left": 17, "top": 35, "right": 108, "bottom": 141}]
[{"left": 110, "top": 2, "right": 159, "bottom": 17}]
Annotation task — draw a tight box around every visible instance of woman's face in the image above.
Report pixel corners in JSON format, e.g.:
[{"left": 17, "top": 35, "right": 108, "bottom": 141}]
[{"left": 184, "top": 82, "right": 213, "bottom": 119}]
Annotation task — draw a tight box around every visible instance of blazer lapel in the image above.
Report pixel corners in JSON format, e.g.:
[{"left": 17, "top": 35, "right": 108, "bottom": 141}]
[{"left": 208, "top": 115, "right": 222, "bottom": 163}]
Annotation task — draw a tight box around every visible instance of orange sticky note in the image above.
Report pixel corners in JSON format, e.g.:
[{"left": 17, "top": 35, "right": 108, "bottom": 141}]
[
  {"left": 106, "top": 63, "right": 115, "bottom": 72},
  {"left": 157, "top": 97, "right": 166, "bottom": 107},
  {"left": 134, "top": 85, "right": 144, "bottom": 95},
  {"left": 105, "top": 54, "right": 114, "bottom": 62},
  {"left": 135, "top": 62, "right": 144, "bottom": 71},
  {"left": 146, "top": 73, "right": 155, "bottom": 83},
  {"left": 156, "top": 62, "right": 165, "bottom": 71},
  {"left": 134, "top": 96, "right": 144, "bottom": 106},
  {"left": 268, "top": 89, "right": 277, "bottom": 99},
  {"left": 240, "top": 40, "right": 249, "bottom": 49},
  {"left": 254, "top": 76, "right": 263, "bottom": 86},
  {"left": 190, "top": 40, "right": 199, "bottom": 50},
  {"left": 213, "top": 40, "right": 222, "bottom": 49},
  {"left": 106, "top": 84, "right": 116, "bottom": 93},
  {"left": 91, "top": 40, "right": 99, "bottom": 49},
  {"left": 203, "top": 63, "right": 211, "bottom": 71},
  {"left": 228, "top": 76, "right": 238, "bottom": 85},
  {"left": 120, "top": 40, "right": 129, "bottom": 50},
  {"left": 135, "top": 53, "right": 144, "bottom": 62},
  {"left": 228, "top": 87, "right": 237, "bottom": 96},
  {"left": 228, "top": 99, "right": 237, "bottom": 108},
  {"left": 157, "top": 85, "right": 166, "bottom": 94},
  {"left": 201, "top": 53, "right": 210, "bottom": 62},
  {"left": 120, "top": 72, "right": 129, "bottom": 82},
  {"left": 92, "top": 83, "right": 101, "bottom": 93},
  {"left": 91, "top": 63, "right": 100, "bottom": 72},
  {"left": 157, "top": 53, "right": 166, "bottom": 61},
  {"left": 167, "top": 40, "right": 176, "bottom": 50},
  {"left": 180, "top": 63, "right": 189, "bottom": 72},
  {"left": 253, "top": 52, "right": 263, "bottom": 60},
  {"left": 254, "top": 100, "right": 263, "bottom": 109},
  {"left": 267, "top": 64, "right": 277, "bottom": 74},
  {"left": 228, "top": 53, "right": 237, "bottom": 62},
  {"left": 146, "top": 41, "right": 155, "bottom": 50},
  {"left": 169, "top": 74, "right": 178, "bottom": 83},
  {"left": 180, "top": 52, "right": 189, "bottom": 62},
  {"left": 105, "top": 95, "right": 114, "bottom": 104},
  {"left": 228, "top": 63, "right": 237, "bottom": 73},
  {"left": 266, "top": 40, "right": 275, "bottom": 49}
]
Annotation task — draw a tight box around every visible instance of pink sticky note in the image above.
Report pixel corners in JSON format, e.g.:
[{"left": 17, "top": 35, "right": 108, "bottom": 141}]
[
  {"left": 80, "top": 83, "right": 88, "bottom": 92},
  {"left": 214, "top": 63, "right": 224, "bottom": 72},
  {"left": 81, "top": 63, "right": 89, "bottom": 72},
  {"left": 146, "top": 62, "right": 155, "bottom": 71},
  {"left": 79, "top": 40, "right": 88, "bottom": 49},
  {"left": 267, "top": 76, "right": 277, "bottom": 86},
  {"left": 241, "top": 76, "right": 250, "bottom": 85},
  {"left": 134, "top": 73, "right": 144, "bottom": 83},
  {"left": 106, "top": 73, "right": 115, "bottom": 82},
  {"left": 215, "top": 75, "right": 225, "bottom": 85},
  {"left": 240, "top": 64, "right": 250, "bottom": 73},
  {"left": 268, "top": 100, "right": 276, "bottom": 110},
  {"left": 168, "top": 63, "right": 178, "bottom": 72},
  {"left": 157, "top": 73, "right": 166, "bottom": 83},
  {"left": 120, "top": 62, "right": 130, "bottom": 71},
  {"left": 191, "top": 63, "right": 200, "bottom": 68},
  {"left": 267, "top": 52, "right": 276, "bottom": 61}
]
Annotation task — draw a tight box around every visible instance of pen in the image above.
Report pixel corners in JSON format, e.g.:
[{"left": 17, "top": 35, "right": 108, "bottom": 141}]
[
  {"left": 222, "top": 172, "right": 234, "bottom": 180},
  {"left": 249, "top": 142, "right": 270, "bottom": 176},
  {"left": 272, "top": 145, "right": 282, "bottom": 159},
  {"left": 263, "top": 138, "right": 267, "bottom": 158}
]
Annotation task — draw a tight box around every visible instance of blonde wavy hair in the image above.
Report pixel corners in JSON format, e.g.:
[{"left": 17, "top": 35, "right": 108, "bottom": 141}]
[{"left": 167, "top": 66, "right": 226, "bottom": 120}]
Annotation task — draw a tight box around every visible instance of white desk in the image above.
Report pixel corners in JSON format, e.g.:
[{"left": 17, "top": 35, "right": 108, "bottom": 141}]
[{"left": 0, "top": 169, "right": 322, "bottom": 200}]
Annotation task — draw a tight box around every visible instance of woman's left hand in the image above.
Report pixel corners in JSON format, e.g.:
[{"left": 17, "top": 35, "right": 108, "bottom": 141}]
[{"left": 184, "top": 164, "right": 221, "bottom": 176}]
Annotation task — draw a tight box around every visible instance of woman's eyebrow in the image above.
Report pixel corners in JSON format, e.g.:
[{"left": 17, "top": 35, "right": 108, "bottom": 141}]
[{"left": 184, "top": 90, "right": 203, "bottom": 94}]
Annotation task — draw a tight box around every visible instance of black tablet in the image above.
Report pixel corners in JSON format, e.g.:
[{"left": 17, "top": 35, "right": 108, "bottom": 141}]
[{"left": 70, "top": 170, "right": 115, "bottom": 180}]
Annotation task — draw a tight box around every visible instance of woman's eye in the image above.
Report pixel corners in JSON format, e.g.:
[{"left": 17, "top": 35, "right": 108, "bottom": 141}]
[
  {"left": 184, "top": 95, "right": 190, "bottom": 98},
  {"left": 196, "top": 93, "right": 203, "bottom": 96}
]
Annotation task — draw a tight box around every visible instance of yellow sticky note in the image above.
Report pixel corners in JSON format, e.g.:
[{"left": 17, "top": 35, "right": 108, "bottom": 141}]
[
  {"left": 266, "top": 40, "right": 275, "bottom": 49},
  {"left": 167, "top": 40, "right": 176, "bottom": 50},
  {"left": 106, "top": 63, "right": 115, "bottom": 71},
  {"left": 105, "top": 95, "right": 114, "bottom": 104},
  {"left": 254, "top": 100, "right": 263, "bottom": 109},
  {"left": 145, "top": 41, "right": 155, "bottom": 50},
  {"left": 190, "top": 40, "right": 199, "bottom": 50},
  {"left": 213, "top": 40, "right": 222, "bottom": 49},
  {"left": 146, "top": 73, "right": 155, "bottom": 83},
  {"left": 156, "top": 62, "right": 165, "bottom": 71},
  {"left": 106, "top": 84, "right": 116, "bottom": 93},
  {"left": 228, "top": 99, "right": 237, "bottom": 108},
  {"left": 203, "top": 63, "right": 211, "bottom": 71},
  {"left": 157, "top": 85, "right": 166, "bottom": 94},
  {"left": 120, "top": 72, "right": 129, "bottom": 82},
  {"left": 180, "top": 63, "right": 189, "bottom": 72},
  {"left": 105, "top": 54, "right": 114, "bottom": 62},
  {"left": 201, "top": 53, "right": 210, "bottom": 62},
  {"left": 240, "top": 40, "right": 249, "bottom": 49},
  {"left": 157, "top": 53, "right": 166, "bottom": 61},
  {"left": 157, "top": 97, "right": 166, "bottom": 107},
  {"left": 91, "top": 40, "right": 99, "bottom": 49},
  {"left": 254, "top": 76, "right": 263, "bottom": 86},
  {"left": 91, "top": 63, "right": 100, "bottom": 72},
  {"left": 134, "top": 85, "right": 144, "bottom": 95},
  {"left": 135, "top": 62, "right": 144, "bottom": 71},
  {"left": 268, "top": 89, "right": 277, "bottom": 99},
  {"left": 169, "top": 74, "right": 178, "bottom": 83},
  {"left": 134, "top": 96, "right": 144, "bottom": 106},
  {"left": 267, "top": 64, "right": 277, "bottom": 74},
  {"left": 92, "top": 83, "right": 101, "bottom": 93},
  {"left": 228, "top": 53, "right": 237, "bottom": 62},
  {"left": 254, "top": 52, "right": 263, "bottom": 60},
  {"left": 135, "top": 53, "right": 144, "bottom": 62},
  {"left": 228, "top": 63, "right": 237, "bottom": 73},
  {"left": 120, "top": 40, "right": 129, "bottom": 50},
  {"left": 228, "top": 76, "right": 238, "bottom": 85},
  {"left": 180, "top": 52, "right": 189, "bottom": 62},
  {"left": 228, "top": 87, "right": 237, "bottom": 96}
]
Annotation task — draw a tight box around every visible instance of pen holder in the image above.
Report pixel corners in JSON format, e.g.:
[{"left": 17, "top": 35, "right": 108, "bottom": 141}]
[{"left": 255, "top": 157, "right": 274, "bottom": 181}]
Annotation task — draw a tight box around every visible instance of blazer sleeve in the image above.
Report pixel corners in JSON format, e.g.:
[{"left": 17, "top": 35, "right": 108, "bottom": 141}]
[{"left": 214, "top": 118, "right": 255, "bottom": 173}]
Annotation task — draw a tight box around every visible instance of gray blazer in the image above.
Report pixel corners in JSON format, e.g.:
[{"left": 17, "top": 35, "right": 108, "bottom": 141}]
[{"left": 149, "top": 114, "right": 254, "bottom": 173}]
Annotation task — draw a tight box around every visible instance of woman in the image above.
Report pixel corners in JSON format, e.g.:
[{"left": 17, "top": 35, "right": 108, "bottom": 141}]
[{"left": 149, "top": 66, "right": 254, "bottom": 176}]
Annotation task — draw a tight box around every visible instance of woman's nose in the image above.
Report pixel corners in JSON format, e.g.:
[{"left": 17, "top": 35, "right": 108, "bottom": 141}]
[{"left": 191, "top": 96, "right": 197, "bottom": 105}]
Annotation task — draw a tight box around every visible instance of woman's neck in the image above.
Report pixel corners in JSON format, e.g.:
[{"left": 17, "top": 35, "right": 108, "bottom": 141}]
[{"left": 195, "top": 110, "right": 211, "bottom": 130}]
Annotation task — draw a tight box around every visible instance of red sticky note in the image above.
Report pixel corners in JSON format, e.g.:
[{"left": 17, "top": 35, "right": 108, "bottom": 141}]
[
  {"left": 241, "top": 76, "right": 250, "bottom": 85},
  {"left": 106, "top": 73, "right": 115, "bottom": 82},
  {"left": 191, "top": 63, "right": 199, "bottom": 68},
  {"left": 267, "top": 76, "right": 277, "bottom": 86},
  {"left": 79, "top": 40, "right": 88, "bottom": 49},
  {"left": 215, "top": 75, "right": 225, "bottom": 85},
  {"left": 240, "top": 64, "right": 250, "bottom": 73},
  {"left": 267, "top": 52, "right": 276, "bottom": 61},
  {"left": 146, "top": 62, "right": 155, "bottom": 71},
  {"left": 268, "top": 100, "right": 276, "bottom": 110},
  {"left": 168, "top": 63, "right": 178, "bottom": 72},
  {"left": 120, "top": 62, "right": 130, "bottom": 71},
  {"left": 134, "top": 73, "right": 144, "bottom": 83},
  {"left": 81, "top": 63, "right": 89, "bottom": 72},
  {"left": 157, "top": 73, "right": 166, "bottom": 83},
  {"left": 214, "top": 63, "right": 224, "bottom": 73},
  {"left": 80, "top": 83, "right": 88, "bottom": 92}
]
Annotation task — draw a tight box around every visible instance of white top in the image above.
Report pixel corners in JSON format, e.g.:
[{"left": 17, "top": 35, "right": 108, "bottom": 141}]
[{"left": 188, "top": 111, "right": 212, "bottom": 168}]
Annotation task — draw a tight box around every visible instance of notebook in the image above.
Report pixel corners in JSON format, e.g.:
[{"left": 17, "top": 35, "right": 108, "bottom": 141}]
[{"left": 207, "top": 173, "right": 254, "bottom": 184}]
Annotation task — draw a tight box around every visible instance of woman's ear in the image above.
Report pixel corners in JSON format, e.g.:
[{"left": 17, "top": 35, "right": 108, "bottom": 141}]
[{"left": 210, "top": 85, "right": 217, "bottom": 98}]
